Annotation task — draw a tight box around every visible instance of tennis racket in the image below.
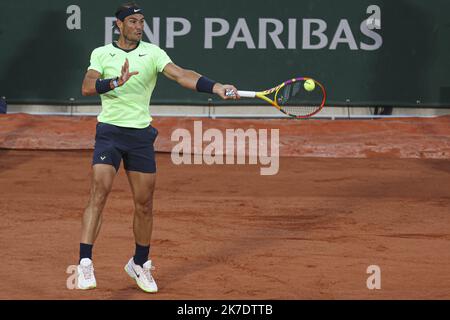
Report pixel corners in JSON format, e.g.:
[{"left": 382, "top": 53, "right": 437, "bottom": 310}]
[{"left": 226, "top": 77, "right": 326, "bottom": 119}]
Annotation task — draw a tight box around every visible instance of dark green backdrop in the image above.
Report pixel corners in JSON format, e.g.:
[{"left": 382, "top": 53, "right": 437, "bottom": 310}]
[{"left": 1, "top": 0, "right": 449, "bottom": 107}]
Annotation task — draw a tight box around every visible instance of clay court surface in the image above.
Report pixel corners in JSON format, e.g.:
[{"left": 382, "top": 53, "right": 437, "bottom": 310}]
[{"left": 0, "top": 115, "right": 449, "bottom": 299}]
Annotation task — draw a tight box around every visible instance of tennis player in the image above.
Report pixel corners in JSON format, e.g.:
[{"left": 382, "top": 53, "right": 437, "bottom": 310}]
[{"left": 76, "top": 1, "right": 239, "bottom": 293}]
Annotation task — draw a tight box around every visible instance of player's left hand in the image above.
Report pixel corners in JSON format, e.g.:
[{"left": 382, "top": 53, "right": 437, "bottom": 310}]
[
  {"left": 118, "top": 58, "right": 139, "bottom": 86},
  {"left": 213, "top": 84, "right": 240, "bottom": 100}
]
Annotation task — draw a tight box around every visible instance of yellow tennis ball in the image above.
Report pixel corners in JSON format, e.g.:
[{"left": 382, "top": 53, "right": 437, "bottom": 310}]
[{"left": 304, "top": 79, "right": 315, "bottom": 92}]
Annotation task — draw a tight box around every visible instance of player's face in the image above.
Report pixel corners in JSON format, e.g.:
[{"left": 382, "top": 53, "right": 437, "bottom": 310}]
[{"left": 120, "top": 14, "right": 145, "bottom": 42}]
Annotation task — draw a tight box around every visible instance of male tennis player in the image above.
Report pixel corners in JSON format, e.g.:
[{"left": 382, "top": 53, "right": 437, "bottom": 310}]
[{"left": 76, "top": 2, "right": 239, "bottom": 293}]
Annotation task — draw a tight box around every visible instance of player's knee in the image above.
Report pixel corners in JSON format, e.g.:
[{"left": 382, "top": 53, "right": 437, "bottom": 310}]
[
  {"left": 90, "top": 182, "right": 112, "bottom": 207},
  {"left": 134, "top": 200, "right": 153, "bottom": 217}
]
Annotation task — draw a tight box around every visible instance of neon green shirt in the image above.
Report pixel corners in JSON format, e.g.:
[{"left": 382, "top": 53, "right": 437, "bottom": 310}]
[{"left": 88, "top": 41, "right": 172, "bottom": 128}]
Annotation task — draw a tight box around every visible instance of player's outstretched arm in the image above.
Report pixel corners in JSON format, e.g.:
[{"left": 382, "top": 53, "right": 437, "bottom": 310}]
[{"left": 162, "top": 63, "right": 240, "bottom": 100}]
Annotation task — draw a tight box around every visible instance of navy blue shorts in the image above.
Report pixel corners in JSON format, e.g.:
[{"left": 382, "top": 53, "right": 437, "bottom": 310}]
[{"left": 92, "top": 122, "right": 158, "bottom": 173}]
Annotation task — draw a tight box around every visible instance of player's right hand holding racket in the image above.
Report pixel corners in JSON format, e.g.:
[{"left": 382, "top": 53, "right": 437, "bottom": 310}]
[{"left": 226, "top": 77, "right": 326, "bottom": 119}]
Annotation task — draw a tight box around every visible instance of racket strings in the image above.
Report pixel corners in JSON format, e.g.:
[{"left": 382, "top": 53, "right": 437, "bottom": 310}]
[
  {"left": 282, "top": 105, "right": 320, "bottom": 117},
  {"left": 276, "top": 81, "right": 324, "bottom": 117}
]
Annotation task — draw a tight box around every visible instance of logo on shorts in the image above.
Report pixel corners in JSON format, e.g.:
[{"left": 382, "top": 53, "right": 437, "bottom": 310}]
[
  {"left": 100, "top": 156, "right": 106, "bottom": 161},
  {"left": 139, "top": 54, "right": 147, "bottom": 57}
]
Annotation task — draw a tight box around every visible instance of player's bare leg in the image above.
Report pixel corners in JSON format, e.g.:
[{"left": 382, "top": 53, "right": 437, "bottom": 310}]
[
  {"left": 126, "top": 171, "right": 156, "bottom": 247},
  {"left": 81, "top": 164, "right": 116, "bottom": 244},
  {"left": 124, "top": 170, "right": 158, "bottom": 293}
]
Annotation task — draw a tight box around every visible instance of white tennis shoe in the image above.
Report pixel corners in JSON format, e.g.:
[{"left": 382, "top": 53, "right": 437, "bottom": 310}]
[
  {"left": 124, "top": 258, "right": 158, "bottom": 293},
  {"left": 77, "top": 258, "right": 97, "bottom": 290}
]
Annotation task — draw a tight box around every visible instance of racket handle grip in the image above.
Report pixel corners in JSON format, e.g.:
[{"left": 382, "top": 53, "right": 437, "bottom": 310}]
[
  {"left": 237, "top": 90, "right": 256, "bottom": 98},
  {"left": 225, "top": 89, "right": 256, "bottom": 98}
]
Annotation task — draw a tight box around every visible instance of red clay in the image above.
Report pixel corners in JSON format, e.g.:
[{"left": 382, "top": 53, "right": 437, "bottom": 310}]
[
  {"left": 1, "top": 114, "right": 449, "bottom": 299},
  {"left": 0, "top": 150, "right": 449, "bottom": 299},
  {"left": 1, "top": 114, "right": 449, "bottom": 159}
]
